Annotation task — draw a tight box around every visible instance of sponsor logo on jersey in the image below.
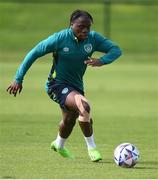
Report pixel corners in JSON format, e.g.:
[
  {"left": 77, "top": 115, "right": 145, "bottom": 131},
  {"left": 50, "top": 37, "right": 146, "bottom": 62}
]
[
  {"left": 63, "top": 47, "right": 69, "bottom": 52},
  {"left": 84, "top": 43, "right": 92, "bottom": 53}
]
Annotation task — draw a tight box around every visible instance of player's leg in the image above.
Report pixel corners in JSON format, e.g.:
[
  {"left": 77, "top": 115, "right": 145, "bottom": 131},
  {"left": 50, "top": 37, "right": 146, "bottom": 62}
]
[
  {"left": 48, "top": 82, "right": 101, "bottom": 161},
  {"left": 65, "top": 91, "right": 102, "bottom": 162},
  {"left": 58, "top": 109, "right": 79, "bottom": 139},
  {"left": 51, "top": 109, "right": 79, "bottom": 159}
]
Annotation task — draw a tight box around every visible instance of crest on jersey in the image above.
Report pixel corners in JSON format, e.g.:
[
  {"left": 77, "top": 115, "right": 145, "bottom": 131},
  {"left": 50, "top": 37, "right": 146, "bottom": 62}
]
[{"left": 84, "top": 43, "right": 92, "bottom": 53}]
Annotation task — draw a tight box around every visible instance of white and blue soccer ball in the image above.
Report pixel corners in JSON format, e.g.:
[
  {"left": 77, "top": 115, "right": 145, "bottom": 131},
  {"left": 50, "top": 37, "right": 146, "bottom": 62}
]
[{"left": 114, "top": 143, "right": 139, "bottom": 168}]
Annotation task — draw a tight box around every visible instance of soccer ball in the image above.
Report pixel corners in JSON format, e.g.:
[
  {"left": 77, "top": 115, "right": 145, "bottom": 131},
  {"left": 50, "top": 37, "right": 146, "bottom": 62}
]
[{"left": 114, "top": 143, "right": 139, "bottom": 168}]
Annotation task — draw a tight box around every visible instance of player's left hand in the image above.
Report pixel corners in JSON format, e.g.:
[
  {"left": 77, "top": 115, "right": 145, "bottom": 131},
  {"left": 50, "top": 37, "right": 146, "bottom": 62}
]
[{"left": 84, "top": 57, "right": 104, "bottom": 67}]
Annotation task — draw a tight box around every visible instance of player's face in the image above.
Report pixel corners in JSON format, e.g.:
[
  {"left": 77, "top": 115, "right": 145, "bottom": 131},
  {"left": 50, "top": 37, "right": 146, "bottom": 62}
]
[{"left": 71, "top": 16, "right": 92, "bottom": 40}]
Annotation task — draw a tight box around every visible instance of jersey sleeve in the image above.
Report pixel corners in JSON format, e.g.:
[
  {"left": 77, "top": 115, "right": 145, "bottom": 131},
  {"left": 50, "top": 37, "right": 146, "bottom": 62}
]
[
  {"left": 94, "top": 32, "right": 122, "bottom": 64},
  {"left": 15, "top": 33, "right": 58, "bottom": 83}
]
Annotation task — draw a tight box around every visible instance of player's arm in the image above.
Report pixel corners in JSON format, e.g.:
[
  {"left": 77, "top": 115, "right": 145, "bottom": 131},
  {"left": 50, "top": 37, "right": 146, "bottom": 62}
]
[
  {"left": 7, "top": 34, "right": 58, "bottom": 97},
  {"left": 85, "top": 32, "right": 122, "bottom": 67}
]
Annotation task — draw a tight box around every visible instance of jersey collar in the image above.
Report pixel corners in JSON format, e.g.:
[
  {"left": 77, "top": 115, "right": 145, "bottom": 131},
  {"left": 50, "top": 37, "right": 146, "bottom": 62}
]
[{"left": 69, "top": 28, "right": 79, "bottom": 43}]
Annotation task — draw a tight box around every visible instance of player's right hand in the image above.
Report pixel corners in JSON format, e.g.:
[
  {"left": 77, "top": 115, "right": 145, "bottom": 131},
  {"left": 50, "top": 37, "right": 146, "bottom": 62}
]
[{"left": 6, "top": 81, "right": 23, "bottom": 97}]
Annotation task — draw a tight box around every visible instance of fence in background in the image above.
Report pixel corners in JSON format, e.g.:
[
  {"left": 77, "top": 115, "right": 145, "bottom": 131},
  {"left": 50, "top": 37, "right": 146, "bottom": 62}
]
[
  {"left": 0, "top": 0, "right": 158, "bottom": 55},
  {"left": 1, "top": 0, "right": 158, "bottom": 38}
]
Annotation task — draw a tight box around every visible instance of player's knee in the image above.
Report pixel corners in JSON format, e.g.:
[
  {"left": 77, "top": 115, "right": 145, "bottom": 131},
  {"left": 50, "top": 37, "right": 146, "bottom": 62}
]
[
  {"left": 74, "top": 94, "right": 91, "bottom": 122},
  {"left": 79, "top": 102, "right": 91, "bottom": 122},
  {"left": 74, "top": 94, "right": 91, "bottom": 113},
  {"left": 81, "top": 100, "right": 91, "bottom": 113}
]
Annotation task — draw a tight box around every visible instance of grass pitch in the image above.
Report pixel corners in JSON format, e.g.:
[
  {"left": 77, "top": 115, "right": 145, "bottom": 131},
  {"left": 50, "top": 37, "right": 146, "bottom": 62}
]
[{"left": 1, "top": 57, "right": 158, "bottom": 179}]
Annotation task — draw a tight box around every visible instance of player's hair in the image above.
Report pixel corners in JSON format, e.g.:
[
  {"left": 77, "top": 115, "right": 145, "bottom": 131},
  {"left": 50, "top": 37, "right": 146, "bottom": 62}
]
[{"left": 70, "top": 9, "right": 93, "bottom": 24}]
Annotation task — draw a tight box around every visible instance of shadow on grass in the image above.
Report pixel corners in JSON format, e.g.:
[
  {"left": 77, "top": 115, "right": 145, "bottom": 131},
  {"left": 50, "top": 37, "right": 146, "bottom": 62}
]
[
  {"left": 1, "top": 176, "right": 16, "bottom": 179},
  {"left": 97, "top": 160, "right": 112, "bottom": 164},
  {"left": 135, "top": 161, "right": 158, "bottom": 170}
]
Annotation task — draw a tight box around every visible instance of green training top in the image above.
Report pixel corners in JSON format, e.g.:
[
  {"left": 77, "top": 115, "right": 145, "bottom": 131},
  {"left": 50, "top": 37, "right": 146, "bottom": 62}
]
[{"left": 15, "top": 28, "right": 122, "bottom": 92}]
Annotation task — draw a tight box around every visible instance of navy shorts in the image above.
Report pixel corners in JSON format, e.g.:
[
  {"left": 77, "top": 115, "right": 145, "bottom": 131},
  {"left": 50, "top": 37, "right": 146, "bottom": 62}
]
[{"left": 47, "top": 79, "right": 84, "bottom": 110}]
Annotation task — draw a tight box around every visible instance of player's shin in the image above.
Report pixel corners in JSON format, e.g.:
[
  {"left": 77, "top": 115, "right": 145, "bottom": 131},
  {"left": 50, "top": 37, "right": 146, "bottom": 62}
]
[{"left": 78, "top": 120, "right": 96, "bottom": 149}]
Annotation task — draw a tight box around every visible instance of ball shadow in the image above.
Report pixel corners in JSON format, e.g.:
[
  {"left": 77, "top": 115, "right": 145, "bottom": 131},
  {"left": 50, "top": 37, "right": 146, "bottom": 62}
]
[{"left": 135, "top": 161, "right": 158, "bottom": 170}]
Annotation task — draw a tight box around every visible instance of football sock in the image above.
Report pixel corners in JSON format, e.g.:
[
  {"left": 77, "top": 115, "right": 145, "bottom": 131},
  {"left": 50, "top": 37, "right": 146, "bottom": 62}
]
[
  {"left": 84, "top": 134, "right": 96, "bottom": 149},
  {"left": 55, "top": 133, "right": 66, "bottom": 149}
]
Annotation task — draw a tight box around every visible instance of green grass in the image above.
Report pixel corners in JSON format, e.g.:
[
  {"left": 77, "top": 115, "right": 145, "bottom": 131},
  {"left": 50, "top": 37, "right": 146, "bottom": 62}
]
[
  {"left": 0, "top": 2, "right": 158, "bottom": 179},
  {"left": 1, "top": 57, "right": 158, "bottom": 178}
]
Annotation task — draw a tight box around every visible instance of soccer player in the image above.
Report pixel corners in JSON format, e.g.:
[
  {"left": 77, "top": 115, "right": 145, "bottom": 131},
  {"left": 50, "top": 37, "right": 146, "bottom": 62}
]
[{"left": 7, "top": 9, "right": 122, "bottom": 162}]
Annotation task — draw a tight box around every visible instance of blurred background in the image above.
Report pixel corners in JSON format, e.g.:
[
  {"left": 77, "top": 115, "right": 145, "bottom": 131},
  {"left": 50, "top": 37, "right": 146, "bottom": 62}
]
[{"left": 0, "top": 0, "right": 158, "bottom": 60}]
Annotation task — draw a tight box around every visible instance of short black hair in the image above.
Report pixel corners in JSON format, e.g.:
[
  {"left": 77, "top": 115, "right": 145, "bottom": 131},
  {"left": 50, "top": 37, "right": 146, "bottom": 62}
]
[{"left": 70, "top": 9, "right": 93, "bottom": 24}]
